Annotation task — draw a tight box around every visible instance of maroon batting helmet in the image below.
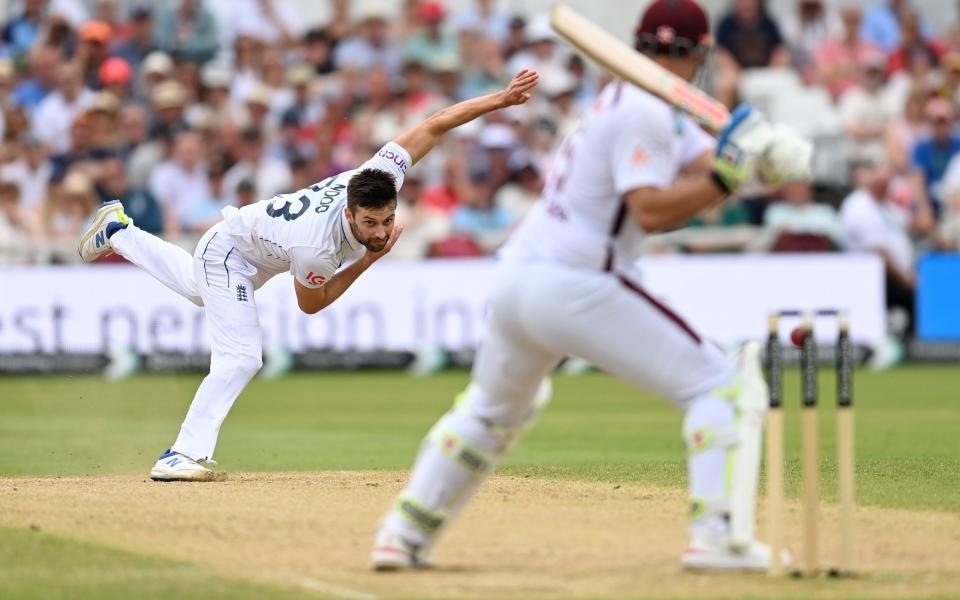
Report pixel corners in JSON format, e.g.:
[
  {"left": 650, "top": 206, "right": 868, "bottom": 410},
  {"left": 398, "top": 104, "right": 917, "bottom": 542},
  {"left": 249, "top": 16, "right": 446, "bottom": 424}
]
[{"left": 635, "top": 0, "right": 711, "bottom": 56}]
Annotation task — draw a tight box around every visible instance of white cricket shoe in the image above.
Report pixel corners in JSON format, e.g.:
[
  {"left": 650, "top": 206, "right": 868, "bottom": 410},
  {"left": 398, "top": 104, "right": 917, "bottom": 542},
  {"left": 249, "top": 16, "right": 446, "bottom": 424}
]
[
  {"left": 77, "top": 200, "right": 130, "bottom": 262},
  {"left": 149, "top": 449, "right": 225, "bottom": 482},
  {"left": 370, "top": 529, "right": 431, "bottom": 571},
  {"left": 681, "top": 533, "right": 793, "bottom": 572}
]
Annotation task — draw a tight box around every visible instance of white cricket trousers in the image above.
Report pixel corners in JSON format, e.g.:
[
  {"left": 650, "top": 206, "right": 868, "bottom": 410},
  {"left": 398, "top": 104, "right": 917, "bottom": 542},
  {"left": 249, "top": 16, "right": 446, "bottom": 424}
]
[
  {"left": 383, "top": 260, "right": 739, "bottom": 547},
  {"left": 111, "top": 223, "right": 263, "bottom": 460}
]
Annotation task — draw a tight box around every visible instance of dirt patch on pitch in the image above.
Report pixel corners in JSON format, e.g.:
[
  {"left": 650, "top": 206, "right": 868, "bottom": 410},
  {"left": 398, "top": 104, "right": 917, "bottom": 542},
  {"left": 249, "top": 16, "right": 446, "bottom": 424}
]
[{"left": 1, "top": 472, "right": 958, "bottom": 599}]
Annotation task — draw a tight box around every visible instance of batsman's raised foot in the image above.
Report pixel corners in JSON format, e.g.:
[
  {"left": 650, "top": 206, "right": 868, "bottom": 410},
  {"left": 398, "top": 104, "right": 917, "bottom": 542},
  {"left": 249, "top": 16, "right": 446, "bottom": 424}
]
[{"left": 149, "top": 449, "right": 226, "bottom": 482}]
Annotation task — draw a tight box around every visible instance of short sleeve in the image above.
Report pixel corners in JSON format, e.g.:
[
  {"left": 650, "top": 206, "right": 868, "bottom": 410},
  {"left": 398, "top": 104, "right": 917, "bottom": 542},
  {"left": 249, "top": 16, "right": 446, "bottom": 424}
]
[
  {"left": 289, "top": 246, "right": 339, "bottom": 289},
  {"left": 358, "top": 142, "right": 412, "bottom": 192},
  {"left": 840, "top": 196, "right": 886, "bottom": 251},
  {"left": 610, "top": 106, "right": 678, "bottom": 194}
]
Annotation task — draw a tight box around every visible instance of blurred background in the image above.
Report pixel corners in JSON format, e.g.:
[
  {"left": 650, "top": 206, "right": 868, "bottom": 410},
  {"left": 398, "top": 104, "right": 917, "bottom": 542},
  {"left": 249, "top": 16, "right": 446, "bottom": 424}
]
[{"left": 1, "top": 0, "right": 959, "bottom": 375}]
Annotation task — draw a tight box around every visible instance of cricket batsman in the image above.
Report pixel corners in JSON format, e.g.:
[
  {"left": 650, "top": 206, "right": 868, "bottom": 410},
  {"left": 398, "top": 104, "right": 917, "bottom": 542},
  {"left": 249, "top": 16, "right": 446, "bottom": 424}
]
[
  {"left": 77, "top": 70, "right": 540, "bottom": 482},
  {"left": 372, "top": 0, "right": 812, "bottom": 572}
]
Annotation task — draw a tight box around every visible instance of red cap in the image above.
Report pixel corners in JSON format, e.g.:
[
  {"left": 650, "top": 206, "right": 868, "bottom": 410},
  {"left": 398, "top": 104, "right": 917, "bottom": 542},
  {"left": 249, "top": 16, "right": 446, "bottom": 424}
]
[
  {"left": 80, "top": 20, "right": 111, "bottom": 43},
  {"left": 417, "top": 1, "right": 446, "bottom": 22},
  {"left": 99, "top": 57, "right": 132, "bottom": 85},
  {"left": 636, "top": 0, "right": 710, "bottom": 55}
]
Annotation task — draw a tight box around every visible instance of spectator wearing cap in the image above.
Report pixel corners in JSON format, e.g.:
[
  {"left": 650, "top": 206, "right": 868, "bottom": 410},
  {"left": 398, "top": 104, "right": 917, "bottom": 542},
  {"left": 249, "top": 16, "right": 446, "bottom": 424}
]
[
  {"left": 44, "top": 170, "right": 98, "bottom": 261},
  {"left": 98, "top": 57, "right": 133, "bottom": 100},
  {"left": 77, "top": 20, "right": 112, "bottom": 89},
  {"left": 1, "top": 0, "right": 47, "bottom": 58},
  {"left": 32, "top": 63, "right": 95, "bottom": 155},
  {"left": 814, "top": 3, "right": 882, "bottom": 100},
  {"left": 912, "top": 97, "right": 960, "bottom": 219},
  {"left": 156, "top": 0, "right": 219, "bottom": 64},
  {"left": 282, "top": 64, "right": 323, "bottom": 128},
  {"left": 232, "top": 0, "right": 301, "bottom": 47},
  {"left": 838, "top": 51, "right": 894, "bottom": 159},
  {"left": 334, "top": 12, "right": 402, "bottom": 78},
  {"left": 12, "top": 45, "right": 60, "bottom": 112},
  {"left": 404, "top": 1, "right": 460, "bottom": 72},
  {"left": 861, "top": 0, "right": 930, "bottom": 53},
  {"left": 452, "top": 0, "right": 509, "bottom": 42},
  {"left": 268, "top": 110, "right": 312, "bottom": 164},
  {"left": 781, "top": 0, "right": 839, "bottom": 76},
  {"left": 110, "top": 5, "right": 158, "bottom": 77},
  {"left": 243, "top": 84, "right": 274, "bottom": 132},
  {"left": 149, "top": 130, "right": 210, "bottom": 236},
  {"left": 121, "top": 103, "right": 164, "bottom": 189},
  {"left": 538, "top": 65, "right": 580, "bottom": 140},
  {"left": 503, "top": 16, "right": 527, "bottom": 60},
  {"left": 714, "top": 0, "right": 790, "bottom": 108},
  {"left": 189, "top": 62, "right": 239, "bottom": 128},
  {"left": 0, "top": 134, "right": 51, "bottom": 235},
  {"left": 461, "top": 36, "right": 506, "bottom": 99},
  {"left": 150, "top": 79, "right": 189, "bottom": 138},
  {"left": 507, "top": 15, "right": 566, "bottom": 75},
  {"left": 886, "top": 9, "right": 946, "bottom": 76},
  {"left": 86, "top": 91, "right": 123, "bottom": 153},
  {"left": 138, "top": 50, "right": 174, "bottom": 102},
  {"left": 222, "top": 127, "right": 291, "bottom": 204},
  {"left": 96, "top": 155, "right": 163, "bottom": 234}
]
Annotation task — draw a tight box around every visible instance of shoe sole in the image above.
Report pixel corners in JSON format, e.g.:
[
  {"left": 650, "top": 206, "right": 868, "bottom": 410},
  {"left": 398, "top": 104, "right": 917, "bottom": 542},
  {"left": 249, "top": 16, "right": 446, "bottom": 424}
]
[
  {"left": 77, "top": 200, "right": 122, "bottom": 262},
  {"left": 149, "top": 469, "right": 228, "bottom": 482}
]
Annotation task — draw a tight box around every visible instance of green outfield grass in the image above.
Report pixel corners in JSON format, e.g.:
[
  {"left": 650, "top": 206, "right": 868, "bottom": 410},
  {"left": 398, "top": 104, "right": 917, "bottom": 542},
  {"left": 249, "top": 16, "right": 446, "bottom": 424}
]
[{"left": 1, "top": 367, "right": 958, "bottom": 599}]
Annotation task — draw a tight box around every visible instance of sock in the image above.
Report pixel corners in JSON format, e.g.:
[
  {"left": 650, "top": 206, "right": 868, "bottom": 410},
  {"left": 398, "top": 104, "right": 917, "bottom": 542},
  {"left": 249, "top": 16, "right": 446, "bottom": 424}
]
[{"left": 105, "top": 220, "right": 128, "bottom": 239}]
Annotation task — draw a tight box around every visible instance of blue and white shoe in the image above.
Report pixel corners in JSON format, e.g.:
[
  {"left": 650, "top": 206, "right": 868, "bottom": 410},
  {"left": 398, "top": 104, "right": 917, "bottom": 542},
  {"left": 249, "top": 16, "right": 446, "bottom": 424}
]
[
  {"left": 149, "top": 449, "right": 225, "bottom": 482},
  {"left": 77, "top": 200, "right": 130, "bottom": 262}
]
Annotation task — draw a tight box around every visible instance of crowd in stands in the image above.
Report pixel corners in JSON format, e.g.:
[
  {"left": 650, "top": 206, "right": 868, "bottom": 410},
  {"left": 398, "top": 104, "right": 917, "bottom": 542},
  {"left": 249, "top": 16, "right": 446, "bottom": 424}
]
[{"left": 0, "top": 0, "right": 957, "bottom": 327}]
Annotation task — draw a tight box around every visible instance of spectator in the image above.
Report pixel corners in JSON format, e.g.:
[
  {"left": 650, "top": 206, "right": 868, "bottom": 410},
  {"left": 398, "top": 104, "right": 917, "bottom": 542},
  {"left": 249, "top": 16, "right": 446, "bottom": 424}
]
[
  {"left": 43, "top": 170, "right": 97, "bottom": 262},
  {"left": 450, "top": 177, "right": 516, "bottom": 254},
  {"left": 179, "top": 154, "right": 230, "bottom": 233},
  {"left": 494, "top": 156, "right": 542, "bottom": 221},
  {"left": 111, "top": 6, "right": 158, "bottom": 81},
  {"left": 122, "top": 103, "right": 164, "bottom": 188},
  {"left": 12, "top": 45, "right": 60, "bottom": 112},
  {"left": 507, "top": 15, "right": 565, "bottom": 75},
  {"left": 452, "top": 0, "right": 510, "bottom": 42},
  {"left": 461, "top": 37, "right": 505, "bottom": 99},
  {"left": 886, "top": 87, "right": 931, "bottom": 175},
  {"left": 814, "top": 4, "right": 881, "bottom": 100},
  {"left": 840, "top": 162, "right": 917, "bottom": 330},
  {"left": 150, "top": 79, "right": 190, "bottom": 138},
  {"left": 301, "top": 28, "right": 336, "bottom": 76},
  {"left": 0, "top": 134, "right": 52, "bottom": 234},
  {"left": 98, "top": 57, "right": 133, "bottom": 100},
  {"left": 148, "top": 130, "right": 210, "bottom": 235},
  {"left": 424, "top": 153, "right": 473, "bottom": 215},
  {"left": 860, "top": 0, "right": 929, "bottom": 53},
  {"left": 32, "top": 63, "right": 94, "bottom": 156},
  {"left": 139, "top": 50, "right": 174, "bottom": 102},
  {"left": 156, "top": 0, "right": 219, "bottom": 65},
  {"left": 232, "top": 0, "right": 301, "bottom": 47},
  {"left": 886, "top": 9, "right": 946, "bottom": 76},
  {"left": 0, "top": 181, "right": 32, "bottom": 263},
  {"left": 334, "top": 12, "right": 402, "bottom": 77},
  {"left": 390, "top": 174, "right": 450, "bottom": 260},
  {"left": 912, "top": 97, "right": 960, "bottom": 219},
  {"left": 781, "top": 0, "right": 838, "bottom": 76},
  {"left": 77, "top": 20, "right": 112, "bottom": 89},
  {"left": 714, "top": 0, "right": 791, "bottom": 107},
  {"left": 936, "top": 53, "right": 960, "bottom": 110},
  {"left": 222, "top": 126, "right": 291, "bottom": 203},
  {"left": 838, "top": 52, "right": 894, "bottom": 162},
  {"left": 2, "top": 0, "right": 47, "bottom": 58},
  {"left": 96, "top": 155, "right": 163, "bottom": 234},
  {"left": 404, "top": 2, "right": 460, "bottom": 72},
  {"left": 752, "top": 181, "right": 842, "bottom": 252},
  {"left": 282, "top": 64, "right": 323, "bottom": 129}
]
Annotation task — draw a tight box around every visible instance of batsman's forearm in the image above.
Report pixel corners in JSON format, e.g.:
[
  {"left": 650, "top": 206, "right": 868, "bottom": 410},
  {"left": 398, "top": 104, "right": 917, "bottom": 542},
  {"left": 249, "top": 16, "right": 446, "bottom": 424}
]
[
  {"left": 625, "top": 175, "right": 728, "bottom": 233},
  {"left": 300, "top": 257, "right": 372, "bottom": 314}
]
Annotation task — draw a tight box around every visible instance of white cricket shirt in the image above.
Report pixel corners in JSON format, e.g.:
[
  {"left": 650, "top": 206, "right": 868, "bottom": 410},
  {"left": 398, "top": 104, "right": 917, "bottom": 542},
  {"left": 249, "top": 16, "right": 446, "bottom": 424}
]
[
  {"left": 501, "top": 81, "right": 714, "bottom": 273},
  {"left": 219, "top": 142, "right": 411, "bottom": 288}
]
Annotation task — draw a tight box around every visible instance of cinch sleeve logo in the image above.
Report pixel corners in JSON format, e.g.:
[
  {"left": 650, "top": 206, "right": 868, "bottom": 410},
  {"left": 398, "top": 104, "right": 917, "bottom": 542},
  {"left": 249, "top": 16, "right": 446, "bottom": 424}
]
[
  {"left": 377, "top": 148, "right": 408, "bottom": 173},
  {"left": 305, "top": 271, "right": 326, "bottom": 286}
]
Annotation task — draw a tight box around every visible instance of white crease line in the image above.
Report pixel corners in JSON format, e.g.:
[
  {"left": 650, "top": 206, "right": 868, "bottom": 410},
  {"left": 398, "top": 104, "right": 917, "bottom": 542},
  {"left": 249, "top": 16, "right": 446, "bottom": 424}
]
[{"left": 299, "top": 576, "right": 380, "bottom": 600}]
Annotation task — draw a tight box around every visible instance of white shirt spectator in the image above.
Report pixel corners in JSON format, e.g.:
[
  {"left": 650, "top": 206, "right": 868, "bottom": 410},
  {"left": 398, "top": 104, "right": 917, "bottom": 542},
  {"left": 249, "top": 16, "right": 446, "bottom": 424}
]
[
  {"left": 452, "top": 4, "right": 510, "bottom": 41},
  {"left": 839, "top": 87, "right": 893, "bottom": 135},
  {"left": 840, "top": 187, "right": 914, "bottom": 275},
  {"left": 149, "top": 161, "right": 212, "bottom": 222},
  {"left": 223, "top": 157, "right": 292, "bottom": 204},
  {"left": 232, "top": 0, "right": 301, "bottom": 44},
  {"left": 333, "top": 37, "right": 403, "bottom": 76},
  {"left": 0, "top": 158, "right": 52, "bottom": 209},
  {"left": 31, "top": 88, "right": 94, "bottom": 154}
]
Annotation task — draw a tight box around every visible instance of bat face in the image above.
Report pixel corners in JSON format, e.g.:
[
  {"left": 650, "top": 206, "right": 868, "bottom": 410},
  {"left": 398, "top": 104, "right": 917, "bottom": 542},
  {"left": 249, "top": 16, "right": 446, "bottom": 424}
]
[{"left": 550, "top": 4, "right": 730, "bottom": 134}]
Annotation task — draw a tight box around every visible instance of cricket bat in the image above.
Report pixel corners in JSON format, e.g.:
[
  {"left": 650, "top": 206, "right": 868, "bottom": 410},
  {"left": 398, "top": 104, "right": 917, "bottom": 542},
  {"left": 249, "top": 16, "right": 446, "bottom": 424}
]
[{"left": 550, "top": 4, "right": 730, "bottom": 134}]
